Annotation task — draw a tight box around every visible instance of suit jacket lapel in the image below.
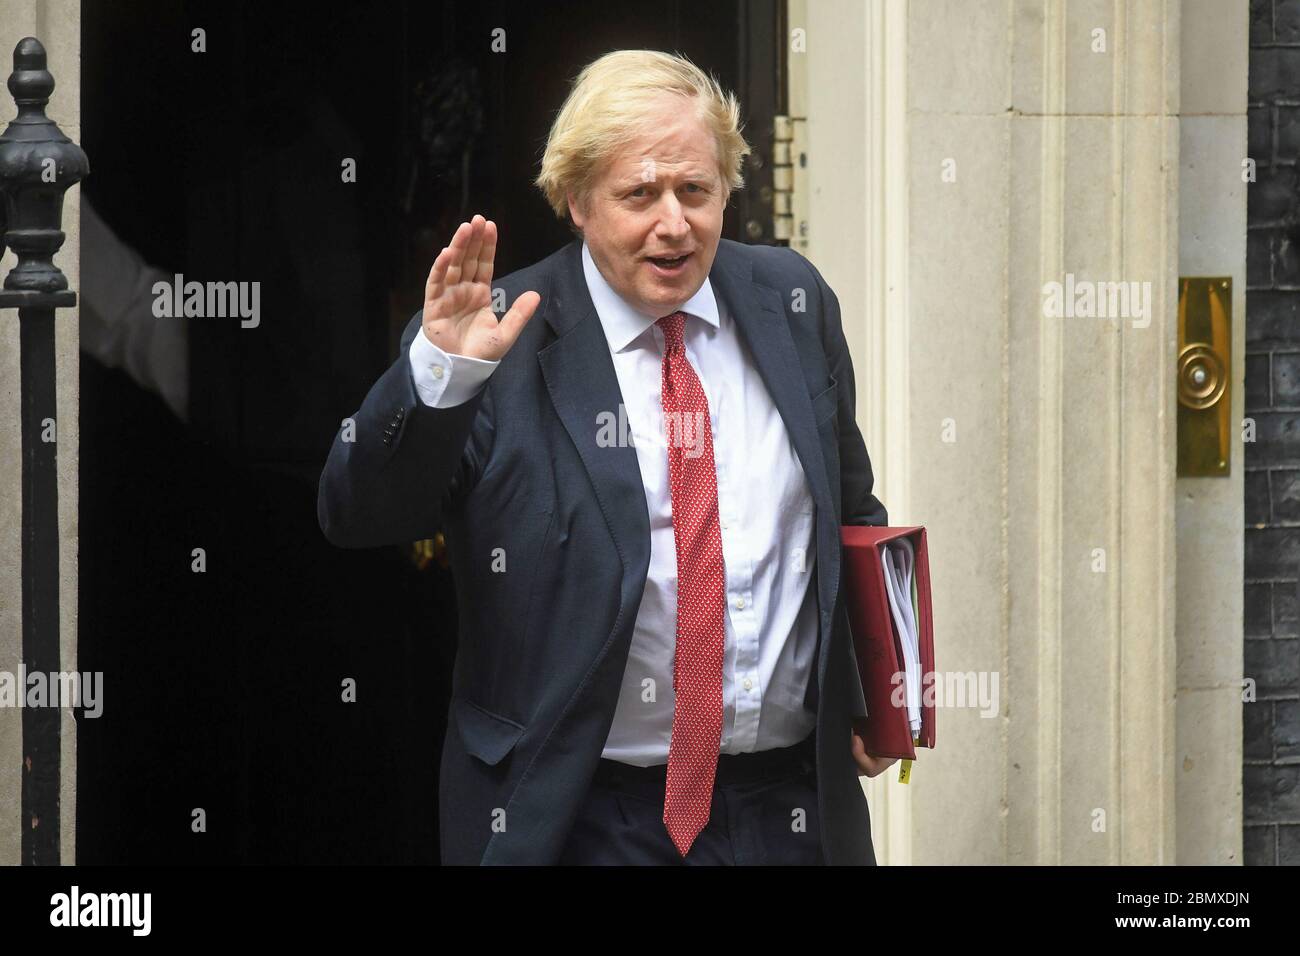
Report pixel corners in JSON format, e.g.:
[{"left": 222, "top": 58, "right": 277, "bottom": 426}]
[
  {"left": 707, "top": 242, "right": 835, "bottom": 523},
  {"left": 536, "top": 240, "right": 652, "bottom": 604}
]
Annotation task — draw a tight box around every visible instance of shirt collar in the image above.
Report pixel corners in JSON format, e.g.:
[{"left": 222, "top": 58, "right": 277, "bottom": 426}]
[{"left": 581, "top": 241, "right": 720, "bottom": 353}]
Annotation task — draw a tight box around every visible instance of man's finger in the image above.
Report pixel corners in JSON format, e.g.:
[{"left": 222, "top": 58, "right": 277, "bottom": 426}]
[
  {"left": 462, "top": 215, "right": 487, "bottom": 284},
  {"left": 496, "top": 291, "right": 541, "bottom": 348},
  {"left": 477, "top": 220, "right": 499, "bottom": 287},
  {"left": 424, "top": 245, "right": 450, "bottom": 303},
  {"left": 443, "top": 220, "right": 472, "bottom": 287}
]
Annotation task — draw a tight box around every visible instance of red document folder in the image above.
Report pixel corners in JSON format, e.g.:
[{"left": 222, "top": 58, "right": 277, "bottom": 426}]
[{"left": 840, "top": 525, "right": 937, "bottom": 761}]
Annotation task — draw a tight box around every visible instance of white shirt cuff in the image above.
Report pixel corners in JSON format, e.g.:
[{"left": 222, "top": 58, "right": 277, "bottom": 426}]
[{"left": 408, "top": 325, "right": 500, "bottom": 408}]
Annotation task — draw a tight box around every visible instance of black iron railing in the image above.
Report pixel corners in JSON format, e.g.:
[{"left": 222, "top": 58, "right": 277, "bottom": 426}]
[{"left": 0, "top": 36, "right": 89, "bottom": 866}]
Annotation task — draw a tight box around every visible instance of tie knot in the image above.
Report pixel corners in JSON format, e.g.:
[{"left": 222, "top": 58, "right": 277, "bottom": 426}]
[{"left": 657, "top": 311, "right": 687, "bottom": 354}]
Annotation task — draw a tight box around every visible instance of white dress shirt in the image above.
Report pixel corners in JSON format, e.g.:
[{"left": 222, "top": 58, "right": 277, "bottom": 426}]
[{"left": 409, "top": 242, "right": 819, "bottom": 766}]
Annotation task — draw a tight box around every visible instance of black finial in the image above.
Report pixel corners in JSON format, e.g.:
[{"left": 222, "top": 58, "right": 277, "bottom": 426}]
[
  {"left": 0, "top": 36, "right": 89, "bottom": 305},
  {"left": 9, "top": 36, "right": 54, "bottom": 108}
]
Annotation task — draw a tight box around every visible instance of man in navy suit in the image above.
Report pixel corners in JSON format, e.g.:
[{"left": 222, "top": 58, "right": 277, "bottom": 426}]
[{"left": 318, "top": 49, "right": 895, "bottom": 865}]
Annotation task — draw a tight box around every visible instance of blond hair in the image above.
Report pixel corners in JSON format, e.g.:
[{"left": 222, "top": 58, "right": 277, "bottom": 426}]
[{"left": 534, "top": 50, "right": 751, "bottom": 227}]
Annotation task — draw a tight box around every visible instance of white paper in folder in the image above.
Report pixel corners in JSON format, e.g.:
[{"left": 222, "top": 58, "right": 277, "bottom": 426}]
[{"left": 879, "top": 537, "right": 922, "bottom": 739}]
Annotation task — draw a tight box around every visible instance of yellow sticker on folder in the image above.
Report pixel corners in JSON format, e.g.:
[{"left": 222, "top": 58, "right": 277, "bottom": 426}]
[{"left": 897, "top": 738, "right": 921, "bottom": 784}]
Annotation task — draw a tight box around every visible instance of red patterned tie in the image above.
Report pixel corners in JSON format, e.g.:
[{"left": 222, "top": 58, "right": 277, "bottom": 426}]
[{"left": 656, "top": 310, "right": 725, "bottom": 858}]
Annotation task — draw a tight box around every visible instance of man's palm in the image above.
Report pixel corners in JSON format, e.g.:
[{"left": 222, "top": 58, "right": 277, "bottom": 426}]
[{"left": 422, "top": 214, "right": 540, "bottom": 361}]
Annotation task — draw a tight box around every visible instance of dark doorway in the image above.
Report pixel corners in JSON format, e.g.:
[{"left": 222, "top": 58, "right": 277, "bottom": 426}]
[{"left": 75, "top": 0, "right": 777, "bottom": 863}]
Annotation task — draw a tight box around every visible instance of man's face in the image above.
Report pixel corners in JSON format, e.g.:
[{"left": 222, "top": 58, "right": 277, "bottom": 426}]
[{"left": 568, "top": 96, "right": 726, "bottom": 319}]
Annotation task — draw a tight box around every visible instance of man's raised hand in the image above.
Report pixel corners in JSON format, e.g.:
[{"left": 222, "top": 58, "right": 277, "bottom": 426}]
[{"left": 421, "top": 215, "right": 541, "bottom": 361}]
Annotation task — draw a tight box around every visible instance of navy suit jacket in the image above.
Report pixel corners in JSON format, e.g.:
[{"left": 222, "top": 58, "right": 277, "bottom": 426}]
[{"left": 317, "top": 237, "right": 888, "bottom": 864}]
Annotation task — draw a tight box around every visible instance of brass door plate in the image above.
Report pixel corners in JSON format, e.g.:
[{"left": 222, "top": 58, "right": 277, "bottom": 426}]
[{"left": 1177, "top": 277, "right": 1231, "bottom": 477}]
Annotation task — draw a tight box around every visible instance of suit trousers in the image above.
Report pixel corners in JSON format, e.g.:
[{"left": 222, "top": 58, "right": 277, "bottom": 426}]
[{"left": 558, "top": 732, "right": 824, "bottom": 865}]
